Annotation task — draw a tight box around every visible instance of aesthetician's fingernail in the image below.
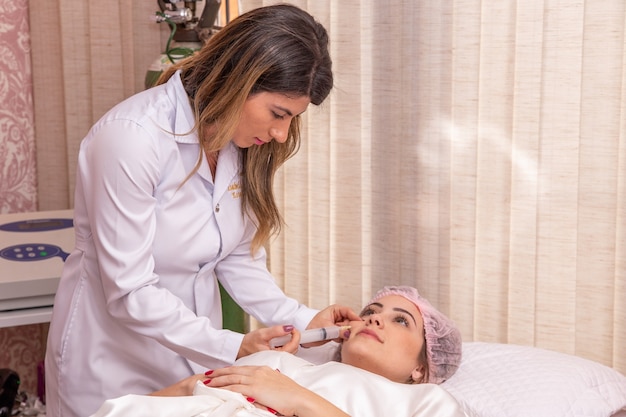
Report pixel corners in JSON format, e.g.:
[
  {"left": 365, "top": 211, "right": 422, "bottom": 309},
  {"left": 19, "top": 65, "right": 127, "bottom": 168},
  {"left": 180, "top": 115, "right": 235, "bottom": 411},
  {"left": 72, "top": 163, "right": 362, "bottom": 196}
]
[
  {"left": 343, "top": 330, "right": 351, "bottom": 338},
  {"left": 203, "top": 379, "right": 211, "bottom": 385},
  {"left": 282, "top": 325, "right": 294, "bottom": 332},
  {"left": 205, "top": 370, "right": 214, "bottom": 376},
  {"left": 266, "top": 407, "right": 278, "bottom": 415},
  {"left": 246, "top": 397, "right": 255, "bottom": 403}
]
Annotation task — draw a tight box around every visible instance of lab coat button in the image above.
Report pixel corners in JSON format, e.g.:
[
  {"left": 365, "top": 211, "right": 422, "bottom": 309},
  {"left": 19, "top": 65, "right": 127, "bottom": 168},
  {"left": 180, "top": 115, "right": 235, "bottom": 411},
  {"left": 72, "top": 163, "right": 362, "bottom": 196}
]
[{"left": 215, "top": 204, "right": 220, "bottom": 213}]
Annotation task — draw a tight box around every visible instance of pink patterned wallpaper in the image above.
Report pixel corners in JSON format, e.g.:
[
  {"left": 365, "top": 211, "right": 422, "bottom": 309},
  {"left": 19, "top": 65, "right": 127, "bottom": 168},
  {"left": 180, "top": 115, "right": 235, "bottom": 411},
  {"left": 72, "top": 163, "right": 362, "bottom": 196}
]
[
  {"left": 0, "top": 0, "right": 47, "bottom": 398},
  {"left": 0, "top": 0, "right": 37, "bottom": 213}
]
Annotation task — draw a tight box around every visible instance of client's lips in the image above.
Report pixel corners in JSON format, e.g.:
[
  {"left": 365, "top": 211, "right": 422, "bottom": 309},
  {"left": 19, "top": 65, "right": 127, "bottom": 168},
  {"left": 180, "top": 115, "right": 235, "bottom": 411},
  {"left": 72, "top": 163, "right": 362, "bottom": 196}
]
[{"left": 357, "top": 328, "right": 382, "bottom": 342}]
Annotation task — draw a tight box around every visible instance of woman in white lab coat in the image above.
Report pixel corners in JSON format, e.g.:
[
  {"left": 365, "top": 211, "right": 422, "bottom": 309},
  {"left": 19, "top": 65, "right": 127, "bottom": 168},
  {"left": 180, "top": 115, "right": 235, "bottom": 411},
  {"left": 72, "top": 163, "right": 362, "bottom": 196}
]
[{"left": 44, "top": 5, "right": 359, "bottom": 417}]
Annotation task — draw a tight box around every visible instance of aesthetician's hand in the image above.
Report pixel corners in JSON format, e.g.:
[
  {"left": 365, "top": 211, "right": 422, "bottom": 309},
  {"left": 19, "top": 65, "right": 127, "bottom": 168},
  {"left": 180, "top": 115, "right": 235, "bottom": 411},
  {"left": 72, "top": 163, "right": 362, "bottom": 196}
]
[
  {"left": 236, "top": 325, "right": 301, "bottom": 359},
  {"left": 307, "top": 304, "right": 362, "bottom": 332}
]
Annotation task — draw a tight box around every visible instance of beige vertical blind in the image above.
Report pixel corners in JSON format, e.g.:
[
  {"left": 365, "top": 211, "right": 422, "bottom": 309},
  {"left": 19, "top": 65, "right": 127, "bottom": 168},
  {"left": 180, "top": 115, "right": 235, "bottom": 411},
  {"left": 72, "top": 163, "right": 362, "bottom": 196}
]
[
  {"left": 29, "top": 0, "right": 164, "bottom": 209},
  {"left": 30, "top": 0, "right": 625, "bottom": 373},
  {"left": 243, "top": 0, "right": 626, "bottom": 374}
]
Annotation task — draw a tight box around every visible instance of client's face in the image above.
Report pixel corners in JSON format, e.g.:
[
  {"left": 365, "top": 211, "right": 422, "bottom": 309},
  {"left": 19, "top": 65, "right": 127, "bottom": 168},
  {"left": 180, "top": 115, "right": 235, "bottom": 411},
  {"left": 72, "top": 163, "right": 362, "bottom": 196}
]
[{"left": 340, "top": 295, "right": 426, "bottom": 384}]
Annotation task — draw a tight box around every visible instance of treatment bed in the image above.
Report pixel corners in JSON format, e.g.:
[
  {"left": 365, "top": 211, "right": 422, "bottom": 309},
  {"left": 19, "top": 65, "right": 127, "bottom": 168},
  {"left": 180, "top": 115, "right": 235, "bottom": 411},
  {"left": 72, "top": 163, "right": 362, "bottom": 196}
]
[{"left": 91, "top": 342, "right": 626, "bottom": 417}]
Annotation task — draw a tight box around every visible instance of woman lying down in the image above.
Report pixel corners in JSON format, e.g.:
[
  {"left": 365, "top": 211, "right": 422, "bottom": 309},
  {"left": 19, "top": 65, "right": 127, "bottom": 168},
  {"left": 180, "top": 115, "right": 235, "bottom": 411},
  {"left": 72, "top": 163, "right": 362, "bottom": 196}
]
[{"left": 91, "top": 286, "right": 465, "bottom": 417}]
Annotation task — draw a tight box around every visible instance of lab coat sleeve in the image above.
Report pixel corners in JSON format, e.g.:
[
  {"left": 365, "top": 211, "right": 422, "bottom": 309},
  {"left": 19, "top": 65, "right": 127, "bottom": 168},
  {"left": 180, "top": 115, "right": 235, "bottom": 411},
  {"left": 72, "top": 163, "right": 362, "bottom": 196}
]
[
  {"left": 79, "top": 119, "right": 244, "bottom": 366},
  {"left": 215, "top": 220, "right": 319, "bottom": 331}
]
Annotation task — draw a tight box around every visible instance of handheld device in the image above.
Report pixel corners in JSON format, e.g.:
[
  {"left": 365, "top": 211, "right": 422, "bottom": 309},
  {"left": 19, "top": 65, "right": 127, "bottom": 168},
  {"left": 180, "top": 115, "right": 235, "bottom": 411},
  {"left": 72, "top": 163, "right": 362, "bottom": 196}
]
[{"left": 269, "top": 325, "right": 351, "bottom": 348}]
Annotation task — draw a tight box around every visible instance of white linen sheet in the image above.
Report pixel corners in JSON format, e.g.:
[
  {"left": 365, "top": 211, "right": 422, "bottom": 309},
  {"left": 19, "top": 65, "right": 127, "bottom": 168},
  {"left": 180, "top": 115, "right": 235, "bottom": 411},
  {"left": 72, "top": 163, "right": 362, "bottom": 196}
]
[
  {"left": 91, "top": 351, "right": 467, "bottom": 417},
  {"left": 91, "top": 386, "right": 272, "bottom": 417}
]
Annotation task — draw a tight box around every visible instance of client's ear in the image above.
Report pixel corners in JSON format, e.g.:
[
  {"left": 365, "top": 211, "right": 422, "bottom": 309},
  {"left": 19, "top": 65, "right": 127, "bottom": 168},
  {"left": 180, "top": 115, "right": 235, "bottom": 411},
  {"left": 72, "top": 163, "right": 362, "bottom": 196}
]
[{"left": 410, "top": 366, "right": 425, "bottom": 384}]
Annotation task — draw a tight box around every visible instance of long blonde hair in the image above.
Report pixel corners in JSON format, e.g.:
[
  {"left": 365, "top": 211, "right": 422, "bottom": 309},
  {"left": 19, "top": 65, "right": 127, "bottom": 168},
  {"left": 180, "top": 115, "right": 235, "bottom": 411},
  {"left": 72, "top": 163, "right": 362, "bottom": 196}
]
[{"left": 158, "top": 4, "right": 333, "bottom": 253}]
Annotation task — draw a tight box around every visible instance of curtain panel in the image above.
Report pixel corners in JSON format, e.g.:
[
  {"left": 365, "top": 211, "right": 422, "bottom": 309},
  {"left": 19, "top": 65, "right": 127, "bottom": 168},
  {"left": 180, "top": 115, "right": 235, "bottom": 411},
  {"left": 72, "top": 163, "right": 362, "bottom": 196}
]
[
  {"left": 30, "top": 0, "right": 625, "bottom": 374},
  {"left": 243, "top": 0, "right": 626, "bottom": 374},
  {"left": 28, "top": 0, "right": 164, "bottom": 209}
]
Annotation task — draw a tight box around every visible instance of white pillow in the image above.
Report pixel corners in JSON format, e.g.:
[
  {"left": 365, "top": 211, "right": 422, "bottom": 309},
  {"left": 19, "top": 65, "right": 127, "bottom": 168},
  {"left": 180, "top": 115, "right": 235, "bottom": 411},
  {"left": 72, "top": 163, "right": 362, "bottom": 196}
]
[{"left": 441, "top": 342, "right": 626, "bottom": 417}]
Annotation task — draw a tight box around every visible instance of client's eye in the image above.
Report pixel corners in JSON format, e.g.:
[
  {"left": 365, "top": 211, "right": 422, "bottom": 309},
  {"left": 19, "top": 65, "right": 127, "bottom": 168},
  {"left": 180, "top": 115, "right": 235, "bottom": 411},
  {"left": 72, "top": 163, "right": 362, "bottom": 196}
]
[
  {"left": 360, "top": 308, "right": 375, "bottom": 317},
  {"left": 394, "top": 314, "right": 410, "bottom": 327}
]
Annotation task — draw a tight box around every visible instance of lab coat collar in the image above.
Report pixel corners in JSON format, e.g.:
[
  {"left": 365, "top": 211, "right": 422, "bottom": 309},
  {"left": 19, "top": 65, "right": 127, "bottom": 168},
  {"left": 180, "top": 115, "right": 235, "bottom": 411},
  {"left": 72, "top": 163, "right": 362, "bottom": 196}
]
[
  {"left": 164, "top": 69, "right": 198, "bottom": 145},
  {"left": 164, "top": 70, "right": 241, "bottom": 199}
]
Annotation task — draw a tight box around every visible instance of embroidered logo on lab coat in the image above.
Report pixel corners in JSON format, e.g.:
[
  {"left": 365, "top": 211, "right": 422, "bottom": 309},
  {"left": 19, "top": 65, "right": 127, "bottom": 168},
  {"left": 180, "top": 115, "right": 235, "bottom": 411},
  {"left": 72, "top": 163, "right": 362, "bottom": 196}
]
[{"left": 228, "top": 181, "right": 241, "bottom": 199}]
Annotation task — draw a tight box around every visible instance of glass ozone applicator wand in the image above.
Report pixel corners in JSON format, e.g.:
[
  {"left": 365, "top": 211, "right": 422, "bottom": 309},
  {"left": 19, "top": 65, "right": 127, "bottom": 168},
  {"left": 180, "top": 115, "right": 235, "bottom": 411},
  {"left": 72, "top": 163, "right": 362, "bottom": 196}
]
[{"left": 269, "top": 325, "right": 351, "bottom": 348}]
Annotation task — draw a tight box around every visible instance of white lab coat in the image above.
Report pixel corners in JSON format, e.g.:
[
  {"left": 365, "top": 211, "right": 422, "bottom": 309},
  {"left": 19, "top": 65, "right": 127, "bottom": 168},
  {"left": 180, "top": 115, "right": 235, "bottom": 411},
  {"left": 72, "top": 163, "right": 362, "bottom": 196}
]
[{"left": 45, "top": 71, "right": 318, "bottom": 417}]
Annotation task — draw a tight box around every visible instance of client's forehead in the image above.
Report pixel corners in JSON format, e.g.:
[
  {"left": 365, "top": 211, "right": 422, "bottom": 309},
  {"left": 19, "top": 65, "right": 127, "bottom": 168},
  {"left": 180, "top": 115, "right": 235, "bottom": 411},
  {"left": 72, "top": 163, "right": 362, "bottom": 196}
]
[
  {"left": 373, "top": 294, "right": 417, "bottom": 308},
  {"left": 371, "top": 295, "right": 422, "bottom": 319}
]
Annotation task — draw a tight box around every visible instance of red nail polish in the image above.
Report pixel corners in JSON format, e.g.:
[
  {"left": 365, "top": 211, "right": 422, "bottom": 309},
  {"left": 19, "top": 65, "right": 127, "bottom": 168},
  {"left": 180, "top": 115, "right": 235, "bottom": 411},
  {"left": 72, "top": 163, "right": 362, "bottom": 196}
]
[
  {"left": 203, "top": 379, "right": 211, "bottom": 385},
  {"left": 282, "top": 325, "right": 294, "bottom": 332},
  {"left": 246, "top": 397, "right": 255, "bottom": 403},
  {"left": 267, "top": 407, "right": 278, "bottom": 415},
  {"left": 205, "top": 370, "right": 214, "bottom": 376}
]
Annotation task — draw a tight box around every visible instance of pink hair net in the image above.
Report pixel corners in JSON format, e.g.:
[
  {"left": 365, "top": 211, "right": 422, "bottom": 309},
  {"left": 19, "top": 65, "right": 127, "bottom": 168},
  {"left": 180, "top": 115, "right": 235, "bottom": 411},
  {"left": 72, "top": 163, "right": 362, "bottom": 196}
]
[{"left": 369, "top": 285, "right": 462, "bottom": 384}]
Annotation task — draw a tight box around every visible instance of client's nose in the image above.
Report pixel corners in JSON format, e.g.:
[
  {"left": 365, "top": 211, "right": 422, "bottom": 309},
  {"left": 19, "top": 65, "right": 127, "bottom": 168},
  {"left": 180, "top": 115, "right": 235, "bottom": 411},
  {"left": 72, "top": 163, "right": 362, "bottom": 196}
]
[{"left": 367, "top": 314, "right": 382, "bottom": 327}]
